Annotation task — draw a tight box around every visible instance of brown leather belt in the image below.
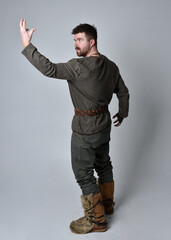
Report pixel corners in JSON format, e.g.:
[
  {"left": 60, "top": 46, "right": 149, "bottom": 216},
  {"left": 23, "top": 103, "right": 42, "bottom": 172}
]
[{"left": 74, "top": 106, "right": 108, "bottom": 116}]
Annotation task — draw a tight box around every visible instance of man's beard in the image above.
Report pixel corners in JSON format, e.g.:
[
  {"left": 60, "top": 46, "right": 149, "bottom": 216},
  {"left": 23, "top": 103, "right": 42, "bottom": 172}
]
[{"left": 75, "top": 47, "right": 89, "bottom": 57}]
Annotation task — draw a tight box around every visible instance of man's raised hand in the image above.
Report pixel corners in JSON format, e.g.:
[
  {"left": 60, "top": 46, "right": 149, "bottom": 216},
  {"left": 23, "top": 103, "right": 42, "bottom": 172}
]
[{"left": 19, "top": 19, "right": 36, "bottom": 48}]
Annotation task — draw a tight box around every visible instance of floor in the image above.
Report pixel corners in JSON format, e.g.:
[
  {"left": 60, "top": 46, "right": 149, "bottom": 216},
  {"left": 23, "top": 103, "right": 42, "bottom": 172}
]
[{"left": 0, "top": 152, "right": 170, "bottom": 240}]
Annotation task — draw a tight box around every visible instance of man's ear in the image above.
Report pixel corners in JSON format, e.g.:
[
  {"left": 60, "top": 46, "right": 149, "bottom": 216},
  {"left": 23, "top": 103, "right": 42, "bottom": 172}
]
[{"left": 90, "top": 39, "right": 95, "bottom": 47}]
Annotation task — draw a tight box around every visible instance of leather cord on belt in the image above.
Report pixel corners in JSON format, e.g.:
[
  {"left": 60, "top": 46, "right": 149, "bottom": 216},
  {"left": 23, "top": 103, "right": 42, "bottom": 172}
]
[{"left": 74, "top": 106, "right": 108, "bottom": 116}]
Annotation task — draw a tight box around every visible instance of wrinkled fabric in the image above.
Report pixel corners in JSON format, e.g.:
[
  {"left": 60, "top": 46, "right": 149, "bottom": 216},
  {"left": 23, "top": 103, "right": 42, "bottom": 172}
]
[
  {"left": 71, "top": 126, "right": 113, "bottom": 195},
  {"left": 22, "top": 43, "right": 129, "bottom": 135}
]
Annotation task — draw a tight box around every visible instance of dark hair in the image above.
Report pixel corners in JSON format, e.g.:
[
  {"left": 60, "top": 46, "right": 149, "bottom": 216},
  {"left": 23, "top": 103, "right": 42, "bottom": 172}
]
[{"left": 72, "top": 23, "right": 97, "bottom": 46}]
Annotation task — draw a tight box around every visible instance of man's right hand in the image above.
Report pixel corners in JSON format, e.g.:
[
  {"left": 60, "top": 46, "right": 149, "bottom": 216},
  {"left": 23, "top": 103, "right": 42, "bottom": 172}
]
[{"left": 19, "top": 18, "right": 36, "bottom": 48}]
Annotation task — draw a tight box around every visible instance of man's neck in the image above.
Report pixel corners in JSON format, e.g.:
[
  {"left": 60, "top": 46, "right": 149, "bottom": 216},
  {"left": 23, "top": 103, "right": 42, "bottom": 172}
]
[{"left": 85, "top": 46, "right": 100, "bottom": 57}]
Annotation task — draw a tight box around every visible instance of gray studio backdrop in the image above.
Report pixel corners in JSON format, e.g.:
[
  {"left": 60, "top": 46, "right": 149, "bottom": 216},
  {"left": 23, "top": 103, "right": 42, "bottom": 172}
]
[{"left": 0, "top": 0, "right": 170, "bottom": 240}]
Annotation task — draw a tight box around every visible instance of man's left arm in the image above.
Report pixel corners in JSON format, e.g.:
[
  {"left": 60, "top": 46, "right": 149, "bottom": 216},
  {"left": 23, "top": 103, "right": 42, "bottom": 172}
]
[{"left": 113, "top": 70, "right": 130, "bottom": 126}]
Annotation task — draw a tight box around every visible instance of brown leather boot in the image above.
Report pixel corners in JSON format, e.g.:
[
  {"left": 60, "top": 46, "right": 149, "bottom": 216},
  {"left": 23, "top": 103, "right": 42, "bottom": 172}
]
[
  {"left": 98, "top": 180, "right": 115, "bottom": 215},
  {"left": 70, "top": 192, "right": 107, "bottom": 234}
]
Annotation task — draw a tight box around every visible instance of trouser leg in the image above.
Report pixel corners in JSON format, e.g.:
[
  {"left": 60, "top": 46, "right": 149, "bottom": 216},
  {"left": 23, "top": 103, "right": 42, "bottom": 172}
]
[
  {"left": 94, "top": 127, "right": 113, "bottom": 184},
  {"left": 93, "top": 126, "right": 115, "bottom": 214},
  {"left": 71, "top": 126, "right": 113, "bottom": 195},
  {"left": 71, "top": 131, "right": 99, "bottom": 195}
]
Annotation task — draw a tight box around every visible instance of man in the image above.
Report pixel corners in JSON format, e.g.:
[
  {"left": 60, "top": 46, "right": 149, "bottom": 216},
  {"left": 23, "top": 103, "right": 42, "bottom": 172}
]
[{"left": 19, "top": 19, "right": 129, "bottom": 234}]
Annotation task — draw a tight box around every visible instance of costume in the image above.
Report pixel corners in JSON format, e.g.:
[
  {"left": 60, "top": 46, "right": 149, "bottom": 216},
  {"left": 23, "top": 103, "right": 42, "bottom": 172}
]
[
  {"left": 21, "top": 43, "right": 129, "bottom": 233},
  {"left": 71, "top": 125, "right": 113, "bottom": 195},
  {"left": 21, "top": 43, "right": 129, "bottom": 135}
]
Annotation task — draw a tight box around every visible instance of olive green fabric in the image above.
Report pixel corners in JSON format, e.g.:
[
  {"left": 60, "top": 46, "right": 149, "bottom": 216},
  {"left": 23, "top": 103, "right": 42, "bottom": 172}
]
[
  {"left": 21, "top": 43, "right": 129, "bottom": 135},
  {"left": 71, "top": 126, "right": 113, "bottom": 195}
]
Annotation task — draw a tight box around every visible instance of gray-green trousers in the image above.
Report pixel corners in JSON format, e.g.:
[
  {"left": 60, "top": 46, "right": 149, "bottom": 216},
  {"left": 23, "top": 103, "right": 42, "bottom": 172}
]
[{"left": 71, "top": 126, "right": 113, "bottom": 195}]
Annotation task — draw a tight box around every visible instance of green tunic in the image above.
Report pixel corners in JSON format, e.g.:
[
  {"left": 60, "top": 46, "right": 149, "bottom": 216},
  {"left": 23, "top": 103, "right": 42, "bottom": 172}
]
[{"left": 21, "top": 43, "right": 129, "bottom": 135}]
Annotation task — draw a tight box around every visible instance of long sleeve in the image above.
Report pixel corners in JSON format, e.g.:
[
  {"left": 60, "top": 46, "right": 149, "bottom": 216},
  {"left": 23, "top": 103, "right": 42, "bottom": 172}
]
[
  {"left": 21, "top": 43, "right": 76, "bottom": 81},
  {"left": 114, "top": 69, "right": 130, "bottom": 119}
]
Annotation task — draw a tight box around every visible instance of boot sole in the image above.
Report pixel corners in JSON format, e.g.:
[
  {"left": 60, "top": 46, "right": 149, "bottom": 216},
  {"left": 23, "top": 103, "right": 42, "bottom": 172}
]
[
  {"left": 70, "top": 227, "right": 107, "bottom": 234},
  {"left": 90, "top": 227, "right": 107, "bottom": 233}
]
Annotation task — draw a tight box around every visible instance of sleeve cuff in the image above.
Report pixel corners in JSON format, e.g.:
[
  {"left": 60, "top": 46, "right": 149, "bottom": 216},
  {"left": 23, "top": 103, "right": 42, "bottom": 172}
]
[{"left": 21, "top": 42, "right": 36, "bottom": 55}]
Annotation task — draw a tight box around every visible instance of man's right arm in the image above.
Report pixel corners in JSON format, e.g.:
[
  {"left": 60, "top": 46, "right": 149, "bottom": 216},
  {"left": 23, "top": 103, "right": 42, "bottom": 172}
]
[
  {"left": 20, "top": 18, "right": 76, "bottom": 81},
  {"left": 21, "top": 43, "right": 76, "bottom": 81}
]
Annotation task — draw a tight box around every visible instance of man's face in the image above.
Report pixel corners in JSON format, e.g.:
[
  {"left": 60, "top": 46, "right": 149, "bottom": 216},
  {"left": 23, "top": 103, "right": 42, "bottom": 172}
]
[{"left": 74, "top": 32, "right": 91, "bottom": 57}]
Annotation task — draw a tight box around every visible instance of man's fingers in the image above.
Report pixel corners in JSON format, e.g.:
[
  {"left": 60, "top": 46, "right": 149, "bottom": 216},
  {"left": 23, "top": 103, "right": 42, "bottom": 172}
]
[
  {"left": 20, "top": 18, "right": 36, "bottom": 35},
  {"left": 20, "top": 19, "right": 27, "bottom": 31},
  {"left": 20, "top": 19, "right": 27, "bottom": 32},
  {"left": 19, "top": 19, "right": 24, "bottom": 31},
  {"left": 19, "top": 19, "right": 22, "bottom": 29},
  {"left": 113, "top": 120, "right": 121, "bottom": 127},
  {"left": 29, "top": 28, "right": 36, "bottom": 36},
  {"left": 114, "top": 122, "right": 121, "bottom": 127},
  {"left": 23, "top": 19, "right": 26, "bottom": 30},
  {"left": 112, "top": 113, "right": 121, "bottom": 127},
  {"left": 113, "top": 118, "right": 121, "bottom": 127}
]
